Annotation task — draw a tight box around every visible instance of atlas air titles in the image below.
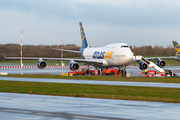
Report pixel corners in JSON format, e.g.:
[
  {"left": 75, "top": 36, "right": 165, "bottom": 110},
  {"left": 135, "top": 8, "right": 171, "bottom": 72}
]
[{"left": 93, "top": 51, "right": 113, "bottom": 59}]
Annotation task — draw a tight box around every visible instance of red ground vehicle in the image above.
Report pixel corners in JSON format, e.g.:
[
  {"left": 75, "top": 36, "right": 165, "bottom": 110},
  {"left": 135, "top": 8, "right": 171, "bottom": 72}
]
[
  {"left": 102, "top": 68, "right": 120, "bottom": 75},
  {"left": 87, "top": 69, "right": 100, "bottom": 75},
  {"left": 142, "top": 70, "right": 156, "bottom": 75},
  {"left": 88, "top": 68, "right": 119, "bottom": 75},
  {"left": 68, "top": 68, "right": 86, "bottom": 76},
  {"left": 109, "top": 68, "right": 120, "bottom": 74},
  {"left": 69, "top": 67, "right": 120, "bottom": 76}
]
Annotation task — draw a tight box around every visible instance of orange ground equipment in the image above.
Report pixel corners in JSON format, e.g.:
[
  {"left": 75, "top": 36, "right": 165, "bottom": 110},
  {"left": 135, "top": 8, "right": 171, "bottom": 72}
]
[{"left": 68, "top": 68, "right": 86, "bottom": 76}]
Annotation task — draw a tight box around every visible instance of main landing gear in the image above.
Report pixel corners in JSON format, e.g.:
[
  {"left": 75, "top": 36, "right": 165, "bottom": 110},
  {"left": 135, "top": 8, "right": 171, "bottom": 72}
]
[
  {"left": 86, "top": 63, "right": 90, "bottom": 74},
  {"left": 119, "top": 66, "right": 127, "bottom": 76}
]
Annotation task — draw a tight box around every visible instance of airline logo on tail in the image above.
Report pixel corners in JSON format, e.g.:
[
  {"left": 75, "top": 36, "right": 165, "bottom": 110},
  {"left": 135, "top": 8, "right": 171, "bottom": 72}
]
[
  {"left": 173, "top": 41, "right": 180, "bottom": 56},
  {"left": 79, "top": 22, "right": 88, "bottom": 48}
]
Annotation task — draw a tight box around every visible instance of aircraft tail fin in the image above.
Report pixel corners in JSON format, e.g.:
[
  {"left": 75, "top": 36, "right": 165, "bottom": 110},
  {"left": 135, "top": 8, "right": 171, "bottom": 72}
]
[
  {"left": 172, "top": 41, "right": 180, "bottom": 57},
  {"left": 79, "top": 22, "right": 88, "bottom": 48}
]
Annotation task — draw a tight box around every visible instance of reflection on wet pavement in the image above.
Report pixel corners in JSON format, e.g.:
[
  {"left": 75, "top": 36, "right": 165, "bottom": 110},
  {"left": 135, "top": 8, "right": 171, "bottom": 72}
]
[{"left": 0, "top": 92, "right": 180, "bottom": 120}]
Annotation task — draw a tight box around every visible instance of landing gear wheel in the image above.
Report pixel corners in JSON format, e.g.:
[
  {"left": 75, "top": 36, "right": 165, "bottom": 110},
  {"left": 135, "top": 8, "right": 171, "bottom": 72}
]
[
  {"left": 121, "top": 70, "right": 126, "bottom": 75},
  {"left": 120, "top": 70, "right": 126, "bottom": 76},
  {"left": 86, "top": 70, "right": 89, "bottom": 74},
  {"left": 98, "top": 70, "right": 100, "bottom": 74}
]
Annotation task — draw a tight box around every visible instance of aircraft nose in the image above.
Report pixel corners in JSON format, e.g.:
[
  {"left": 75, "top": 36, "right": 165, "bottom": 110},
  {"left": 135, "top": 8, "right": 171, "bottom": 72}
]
[
  {"left": 125, "top": 52, "right": 133, "bottom": 64},
  {"left": 127, "top": 55, "right": 133, "bottom": 62}
]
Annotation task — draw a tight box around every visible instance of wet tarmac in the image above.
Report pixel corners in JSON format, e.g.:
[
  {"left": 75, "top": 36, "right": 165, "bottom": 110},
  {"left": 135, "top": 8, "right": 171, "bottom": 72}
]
[
  {"left": 0, "top": 77, "right": 180, "bottom": 88},
  {"left": 0, "top": 65, "right": 71, "bottom": 75},
  {"left": 0, "top": 92, "right": 180, "bottom": 120},
  {"left": 0, "top": 66, "right": 180, "bottom": 119},
  {"left": 0, "top": 66, "right": 179, "bottom": 76}
]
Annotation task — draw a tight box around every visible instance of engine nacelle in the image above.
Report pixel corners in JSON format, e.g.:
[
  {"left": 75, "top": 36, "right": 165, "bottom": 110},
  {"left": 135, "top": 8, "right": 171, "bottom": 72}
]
[
  {"left": 139, "top": 62, "right": 148, "bottom": 70},
  {"left": 69, "top": 62, "right": 79, "bottom": 71},
  {"left": 156, "top": 60, "right": 166, "bottom": 68},
  {"left": 37, "top": 60, "right": 47, "bottom": 69}
]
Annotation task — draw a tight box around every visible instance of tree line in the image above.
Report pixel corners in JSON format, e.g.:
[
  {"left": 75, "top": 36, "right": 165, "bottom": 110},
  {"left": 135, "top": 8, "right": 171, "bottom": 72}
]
[
  {"left": 0, "top": 44, "right": 80, "bottom": 61},
  {"left": 131, "top": 45, "right": 175, "bottom": 56},
  {"left": 0, "top": 43, "right": 175, "bottom": 61}
]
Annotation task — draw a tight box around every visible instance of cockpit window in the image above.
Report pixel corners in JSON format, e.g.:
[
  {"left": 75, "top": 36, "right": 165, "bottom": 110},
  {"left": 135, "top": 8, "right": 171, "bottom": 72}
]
[{"left": 121, "top": 45, "right": 129, "bottom": 48}]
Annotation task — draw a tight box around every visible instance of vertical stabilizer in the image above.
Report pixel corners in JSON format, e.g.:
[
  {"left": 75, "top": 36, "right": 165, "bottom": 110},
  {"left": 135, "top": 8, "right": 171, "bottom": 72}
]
[
  {"left": 79, "top": 22, "right": 88, "bottom": 48},
  {"left": 172, "top": 41, "right": 180, "bottom": 57}
]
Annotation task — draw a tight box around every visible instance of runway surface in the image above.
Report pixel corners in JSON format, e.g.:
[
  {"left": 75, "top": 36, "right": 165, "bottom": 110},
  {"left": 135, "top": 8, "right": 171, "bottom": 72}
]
[
  {"left": 0, "top": 66, "right": 180, "bottom": 119},
  {"left": 0, "top": 92, "right": 180, "bottom": 120},
  {"left": 0, "top": 65, "right": 179, "bottom": 76},
  {"left": 1, "top": 77, "right": 180, "bottom": 88}
]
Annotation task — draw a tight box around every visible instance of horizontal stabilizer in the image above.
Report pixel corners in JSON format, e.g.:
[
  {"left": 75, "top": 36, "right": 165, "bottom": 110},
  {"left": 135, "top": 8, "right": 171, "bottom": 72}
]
[{"left": 52, "top": 48, "right": 81, "bottom": 53}]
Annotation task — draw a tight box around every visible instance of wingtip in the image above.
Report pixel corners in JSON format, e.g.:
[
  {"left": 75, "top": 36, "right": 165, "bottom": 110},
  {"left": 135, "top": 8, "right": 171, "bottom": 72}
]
[{"left": 2, "top": 54, "right": 6, "bottom": 58}]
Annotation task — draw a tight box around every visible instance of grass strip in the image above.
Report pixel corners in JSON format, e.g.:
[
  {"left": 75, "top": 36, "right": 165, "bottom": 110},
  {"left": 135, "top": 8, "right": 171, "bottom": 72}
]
[
  {"left": 0, "top": 80, "right": 180, "bottom": 103},
  {"left": 1, "top": 74, "right": 180, "bottom": 83}
]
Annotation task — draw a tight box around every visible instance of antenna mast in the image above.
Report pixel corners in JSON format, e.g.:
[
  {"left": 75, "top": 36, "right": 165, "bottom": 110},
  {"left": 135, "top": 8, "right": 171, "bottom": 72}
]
[
  {"left": 20, "top": 30, "right": 23, "bottom": 68},
  {"left": 61, "top": 40, "right": 64, "bottom": 66}
]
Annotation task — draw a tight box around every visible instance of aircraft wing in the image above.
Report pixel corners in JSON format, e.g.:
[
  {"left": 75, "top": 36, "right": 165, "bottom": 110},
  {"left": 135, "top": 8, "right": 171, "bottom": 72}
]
[
  {"left": 2, "top": 54, "right": 103, "bottom": 64},
  {"left": 145, "top": 56, "right": 177, "bottom": 61},
  {"left": 52, "top": 48, "right": 81, "bottom": 53},
  {"left": 133, "top": 56, "right": 177, "bottom": 62}
]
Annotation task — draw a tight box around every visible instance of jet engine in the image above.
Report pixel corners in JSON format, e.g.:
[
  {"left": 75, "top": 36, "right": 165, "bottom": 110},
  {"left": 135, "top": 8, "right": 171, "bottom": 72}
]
[
  {"left": 156, "top": 60, "right": 166, "bottom": 68},
  {"left": 69, "top": 62, "right": 79, "bottom": 71},
  {"left": 139, "top": 62, "right": 148, "bottom": 70},
  {"left": 37, "top": 60, "right": 47, "bottom": 69}
]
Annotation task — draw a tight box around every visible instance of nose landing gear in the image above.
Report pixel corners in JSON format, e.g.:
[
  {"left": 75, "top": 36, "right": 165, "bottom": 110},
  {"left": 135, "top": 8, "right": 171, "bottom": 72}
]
[{"left": 119, "top": 66, "right": 127, "bottom": 76}]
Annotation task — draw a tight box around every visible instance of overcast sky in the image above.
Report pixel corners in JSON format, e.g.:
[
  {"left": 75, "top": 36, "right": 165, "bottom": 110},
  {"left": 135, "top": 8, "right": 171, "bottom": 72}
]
[{"left": 0, "top": 0, "right": 180, "bottom": 47}]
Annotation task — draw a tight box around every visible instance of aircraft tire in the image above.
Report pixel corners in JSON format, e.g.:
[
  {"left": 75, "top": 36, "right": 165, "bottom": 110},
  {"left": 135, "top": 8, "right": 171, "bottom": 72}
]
[
  {"left": 98, "top": 70, "right": 100, "bottom": 74},
  {"left": 121, "top": 70, "right": 126, "bottom": 76},
  {"left": 86, "top": 70, "right": 89, "bottom": 74}
]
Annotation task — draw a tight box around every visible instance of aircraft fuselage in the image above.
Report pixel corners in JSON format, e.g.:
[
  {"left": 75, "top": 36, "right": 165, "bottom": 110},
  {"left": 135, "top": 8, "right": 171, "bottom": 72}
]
[{"left": 82, "top": 43, "right": 133, "bottom": 67}]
